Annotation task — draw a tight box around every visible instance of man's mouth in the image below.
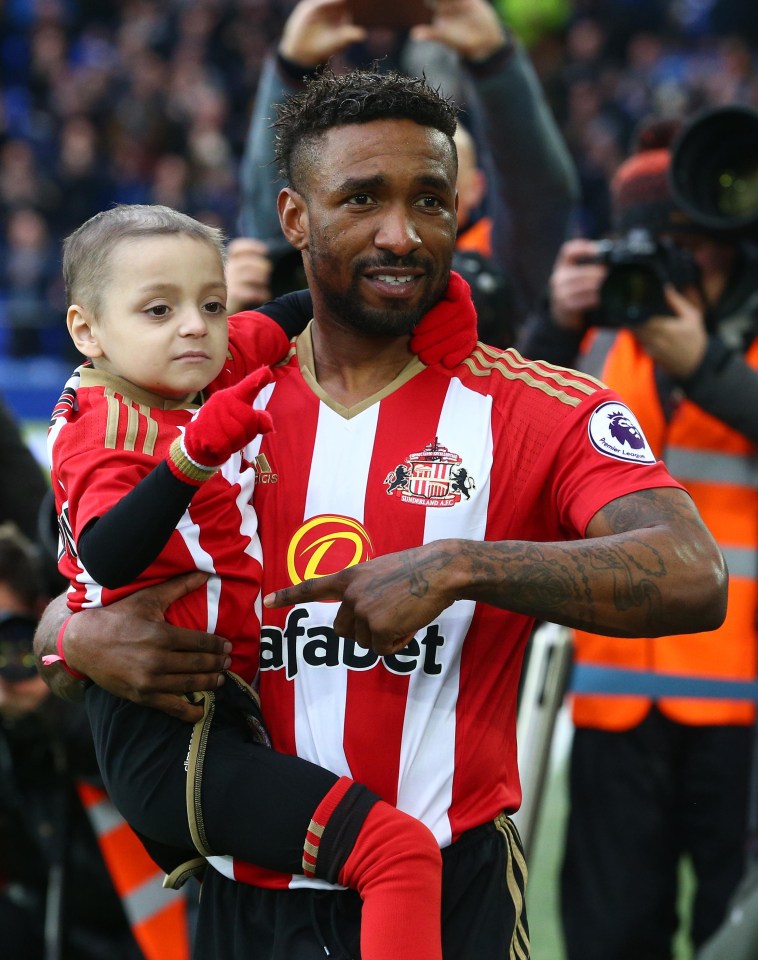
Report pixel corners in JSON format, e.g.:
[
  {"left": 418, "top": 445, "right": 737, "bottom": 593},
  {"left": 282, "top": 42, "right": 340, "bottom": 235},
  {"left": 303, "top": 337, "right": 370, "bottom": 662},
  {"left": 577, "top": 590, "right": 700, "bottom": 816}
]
[{"left": 374, "top": 274, "right": 415, "bottom": 285}]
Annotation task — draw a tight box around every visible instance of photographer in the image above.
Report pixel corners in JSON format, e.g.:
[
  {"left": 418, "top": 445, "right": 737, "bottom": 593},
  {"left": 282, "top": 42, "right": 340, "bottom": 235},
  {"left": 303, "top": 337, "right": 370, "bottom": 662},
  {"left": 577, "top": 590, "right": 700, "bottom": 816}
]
[
  {"left": 0, "top": 523, "right": 141, "bottom": 960},
  {"left": 521, "top": 123, "right": 758, "bottom": 959},
  {"left": 0, "top": 523, "right": 193, "bottom": 960}
]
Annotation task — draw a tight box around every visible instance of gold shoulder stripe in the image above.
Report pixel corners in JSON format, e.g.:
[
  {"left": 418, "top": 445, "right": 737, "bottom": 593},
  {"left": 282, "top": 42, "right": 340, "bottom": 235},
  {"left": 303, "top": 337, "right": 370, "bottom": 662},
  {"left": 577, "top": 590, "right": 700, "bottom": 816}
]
[
  {"left": 104, "top": 390, "right": 122, "bottom": 449},
  {"left": 103, "top": 389, "right": 160, "bottom": 455},
  {"left": 124, "top": 400, "right": 139, "bottom": 451},
  {"left": 504, "top": 348, "right": 606, "bottom": 391},
  {"left": 137, "top": 403, "right": 159, "bottom": 457},
  {"left": 463, "top": 347, "right": 600, "bottom": 408}
]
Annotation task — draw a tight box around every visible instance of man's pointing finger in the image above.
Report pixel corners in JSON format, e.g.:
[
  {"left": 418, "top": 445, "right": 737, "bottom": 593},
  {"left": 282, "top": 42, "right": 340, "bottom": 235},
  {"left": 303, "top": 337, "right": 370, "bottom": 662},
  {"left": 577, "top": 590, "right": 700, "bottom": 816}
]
[{"left": 263, "top": 572, "right": 347, "bottom": 608}]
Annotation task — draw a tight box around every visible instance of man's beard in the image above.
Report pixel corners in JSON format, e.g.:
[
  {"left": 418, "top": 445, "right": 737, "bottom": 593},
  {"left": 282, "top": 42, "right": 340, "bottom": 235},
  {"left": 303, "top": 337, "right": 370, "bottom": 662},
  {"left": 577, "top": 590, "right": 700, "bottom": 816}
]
[{"left": 309, "top": 250, "right": 450, "bottom": 337}]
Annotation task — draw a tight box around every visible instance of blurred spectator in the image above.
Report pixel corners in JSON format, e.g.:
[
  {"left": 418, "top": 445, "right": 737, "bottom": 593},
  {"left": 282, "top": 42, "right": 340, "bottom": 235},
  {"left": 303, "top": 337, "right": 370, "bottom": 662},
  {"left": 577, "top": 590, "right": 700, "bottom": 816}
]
[
  {"left": 51, "top": 116, "right": 116, "bottom": 237},
  {"left": 0, "top": 139, "right": 60, "bottom": 221},
  {"left": 1, "top": 206, "right": 62, "bottom": 357},
  {"left": 0, "top": 523, "right": 148, "bottom": 960}
]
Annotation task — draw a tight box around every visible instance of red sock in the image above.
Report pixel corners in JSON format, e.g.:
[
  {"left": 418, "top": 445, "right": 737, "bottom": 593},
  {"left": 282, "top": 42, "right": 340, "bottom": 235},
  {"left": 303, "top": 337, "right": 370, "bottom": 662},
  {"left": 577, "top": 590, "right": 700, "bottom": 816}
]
[{"left": 338, "top": 799, "right": 442, "bottom": 960}]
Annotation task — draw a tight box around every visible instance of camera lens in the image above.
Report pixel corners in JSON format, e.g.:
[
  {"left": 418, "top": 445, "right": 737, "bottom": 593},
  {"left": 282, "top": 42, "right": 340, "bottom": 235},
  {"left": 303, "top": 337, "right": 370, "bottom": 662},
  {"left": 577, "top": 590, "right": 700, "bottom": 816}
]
[
  {"left": 671, "top": 105, "right": 758, "bottom": 233},
  {"left": 715, "top": 162, "right": 758, "bottom": 218},
  {"left": 601, "top": 263, "right": 666, "bottom": 326}
]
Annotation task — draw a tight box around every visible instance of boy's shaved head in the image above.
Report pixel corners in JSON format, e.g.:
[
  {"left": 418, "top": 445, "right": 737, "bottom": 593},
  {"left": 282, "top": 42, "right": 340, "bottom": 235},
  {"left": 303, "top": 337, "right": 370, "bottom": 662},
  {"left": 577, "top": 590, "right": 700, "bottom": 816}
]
[{"left": 63, "top": 204, "right": 226, "bottom": 316}]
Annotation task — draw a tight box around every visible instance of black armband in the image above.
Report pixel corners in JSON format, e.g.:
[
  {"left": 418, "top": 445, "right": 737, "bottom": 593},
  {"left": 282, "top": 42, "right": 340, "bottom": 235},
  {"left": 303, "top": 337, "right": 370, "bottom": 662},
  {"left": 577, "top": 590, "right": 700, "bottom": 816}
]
[{"left": 77, "top": 461, "right": 197, "bottom": 589}]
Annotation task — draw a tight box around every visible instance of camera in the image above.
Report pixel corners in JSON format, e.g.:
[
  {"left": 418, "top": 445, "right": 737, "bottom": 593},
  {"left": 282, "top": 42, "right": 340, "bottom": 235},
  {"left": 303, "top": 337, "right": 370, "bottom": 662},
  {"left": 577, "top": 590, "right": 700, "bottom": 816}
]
[
  {"left": 670, "top": 105, "right": 758, "bottom": 238},
  {"left": 0, "top": 613, "right": 38, "bottom": 682},
  {"left": 452, "top": 249, "right": 516, "bottom": 348},
  {"left": 587, "top": 105, "right": 758, "bottom": 329},
  {"left": 588, "top": 229, "right": 700, "bottom": 328}
]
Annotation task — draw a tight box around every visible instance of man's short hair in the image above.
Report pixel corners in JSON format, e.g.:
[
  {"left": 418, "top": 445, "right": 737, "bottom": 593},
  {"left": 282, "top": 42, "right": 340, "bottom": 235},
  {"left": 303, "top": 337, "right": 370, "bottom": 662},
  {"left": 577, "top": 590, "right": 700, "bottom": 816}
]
[
  {"left": 62, "top": 204, "right": 226, "bottom": 317},
  {"left": 273, "top": 69, "right": 458, "bottom": 192}
]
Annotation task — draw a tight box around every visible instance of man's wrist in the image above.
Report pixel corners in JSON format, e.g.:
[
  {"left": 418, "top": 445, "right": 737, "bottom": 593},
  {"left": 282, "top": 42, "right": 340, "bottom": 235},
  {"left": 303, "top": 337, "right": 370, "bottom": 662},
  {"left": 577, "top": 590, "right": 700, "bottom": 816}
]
[
  {"left": 276, "top": 50, "right": 322, "bottom": 85},
  {"left": 463, "top": 33, "right": 515, "bottom": 73},
  {"left": 678, "top": 335, "right": 734, "bottom": 388},
  {"left": 39, "top": 612, "right": 90, "bottom": 681}
]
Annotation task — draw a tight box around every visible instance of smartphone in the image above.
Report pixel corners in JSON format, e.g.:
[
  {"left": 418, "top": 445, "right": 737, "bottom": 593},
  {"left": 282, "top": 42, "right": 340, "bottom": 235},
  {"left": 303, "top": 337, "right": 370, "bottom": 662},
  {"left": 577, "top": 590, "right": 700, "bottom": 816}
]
[{"left": 347, "top": 0, "right": 435, "bottom": 29}]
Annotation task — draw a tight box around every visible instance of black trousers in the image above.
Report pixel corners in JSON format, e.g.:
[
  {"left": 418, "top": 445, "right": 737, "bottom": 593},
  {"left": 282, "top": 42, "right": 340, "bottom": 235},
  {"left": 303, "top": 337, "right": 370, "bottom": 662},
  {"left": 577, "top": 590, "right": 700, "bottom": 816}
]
[
  {"left": 84, "top": 683, "right": 339, "bottom": 875},
  {"left": 193, "top": 813, "right": 530, "bottom": 960},
  {"left": 561, "top": 707, "right": 752, "bottom": 960}
]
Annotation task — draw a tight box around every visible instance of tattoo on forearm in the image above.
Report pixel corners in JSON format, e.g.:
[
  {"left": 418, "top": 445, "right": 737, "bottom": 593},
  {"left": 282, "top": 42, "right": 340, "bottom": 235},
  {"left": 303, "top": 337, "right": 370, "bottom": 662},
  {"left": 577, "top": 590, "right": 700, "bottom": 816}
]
[
  {"left": 457, "top": 488, "right": 694, "bottom": 634},
  {"left": 337, "top": 486, "right": 713, "bottom": 639}
]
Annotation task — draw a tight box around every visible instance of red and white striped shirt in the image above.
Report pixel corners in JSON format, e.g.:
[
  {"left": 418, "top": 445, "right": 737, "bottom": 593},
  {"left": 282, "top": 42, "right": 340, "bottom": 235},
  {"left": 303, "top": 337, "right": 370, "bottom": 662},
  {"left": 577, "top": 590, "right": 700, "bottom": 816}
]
[{"left": 213, "top": 331, "right": 681, "bottom": 889}]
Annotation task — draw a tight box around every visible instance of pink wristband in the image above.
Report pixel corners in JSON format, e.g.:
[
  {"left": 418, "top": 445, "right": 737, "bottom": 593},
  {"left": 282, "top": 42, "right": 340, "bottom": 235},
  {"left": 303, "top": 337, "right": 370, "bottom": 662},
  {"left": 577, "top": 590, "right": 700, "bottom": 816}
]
[{"left": 40, "top": 614, "right": 89, "bottom": 681}]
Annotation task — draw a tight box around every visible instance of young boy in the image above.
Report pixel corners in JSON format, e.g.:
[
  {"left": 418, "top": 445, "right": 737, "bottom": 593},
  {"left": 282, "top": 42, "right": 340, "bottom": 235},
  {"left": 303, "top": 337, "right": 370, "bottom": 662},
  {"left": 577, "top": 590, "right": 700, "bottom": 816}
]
[{"left": 47, "top": 204, "right": 474, "bottom": 960}]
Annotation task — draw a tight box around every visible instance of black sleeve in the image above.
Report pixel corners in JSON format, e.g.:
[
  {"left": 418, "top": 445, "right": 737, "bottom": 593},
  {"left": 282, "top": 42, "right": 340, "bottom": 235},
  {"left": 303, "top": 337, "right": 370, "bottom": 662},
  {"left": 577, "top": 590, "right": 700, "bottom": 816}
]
[
  {"left": 679, "top": 336, "right": 758, "bottom": 443},
  {"left": 254, "top": 289, "right": 313, "bottom": 339},
  {"left": 77, "top": 461, "right": 197, "bottom": 589}
]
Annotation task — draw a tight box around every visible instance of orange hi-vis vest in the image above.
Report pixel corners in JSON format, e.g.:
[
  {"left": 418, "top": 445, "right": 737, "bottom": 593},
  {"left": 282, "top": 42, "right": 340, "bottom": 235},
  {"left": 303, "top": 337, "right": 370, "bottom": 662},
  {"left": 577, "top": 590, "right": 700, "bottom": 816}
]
[
  {"left": 456, "top": 216, "right": 493, "bottom": 259},
  {"left": 572, "top": 329, "right": 758, "bottom": 730},
  {"left": 76, "top": 781, "right": 191, "bottom": 960}
]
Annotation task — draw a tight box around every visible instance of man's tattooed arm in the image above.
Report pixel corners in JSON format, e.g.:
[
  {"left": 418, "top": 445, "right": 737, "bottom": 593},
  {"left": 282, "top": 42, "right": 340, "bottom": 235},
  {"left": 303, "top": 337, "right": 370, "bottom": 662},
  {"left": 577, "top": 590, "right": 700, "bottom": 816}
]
[{"left": 264, "top": 487, "right": 728, "bottom": 656}]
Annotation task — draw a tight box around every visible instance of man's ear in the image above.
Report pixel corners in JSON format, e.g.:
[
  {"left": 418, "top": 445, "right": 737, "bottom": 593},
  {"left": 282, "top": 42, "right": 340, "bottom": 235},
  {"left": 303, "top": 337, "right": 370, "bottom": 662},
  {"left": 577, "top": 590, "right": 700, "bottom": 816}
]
[
  {"left": 278, "top": 187, "right": 309, "bottom": 251},
  {"left": 67, "top": 305, "right": 103, "bottom": 358}
]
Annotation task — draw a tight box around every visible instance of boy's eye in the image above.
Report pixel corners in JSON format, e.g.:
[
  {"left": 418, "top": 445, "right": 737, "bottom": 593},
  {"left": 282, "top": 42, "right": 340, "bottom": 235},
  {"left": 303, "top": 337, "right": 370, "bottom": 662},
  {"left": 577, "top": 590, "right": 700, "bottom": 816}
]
[
  {"left": 204, "top": 300, "right": 226, "bottom": 315},
  {"left": 147, "top": 304, "right": 170, "bottom": 318}
]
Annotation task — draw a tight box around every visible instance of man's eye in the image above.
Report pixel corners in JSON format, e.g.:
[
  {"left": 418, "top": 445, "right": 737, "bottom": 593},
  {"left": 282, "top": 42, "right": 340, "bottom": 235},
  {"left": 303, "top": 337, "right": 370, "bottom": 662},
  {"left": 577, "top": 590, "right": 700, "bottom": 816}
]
[
  {"left": 348, "top": 194, "right": 374, "bottom": 205},
  {"left": 417, "top": 196, "right": 442, "bottom": 209}
]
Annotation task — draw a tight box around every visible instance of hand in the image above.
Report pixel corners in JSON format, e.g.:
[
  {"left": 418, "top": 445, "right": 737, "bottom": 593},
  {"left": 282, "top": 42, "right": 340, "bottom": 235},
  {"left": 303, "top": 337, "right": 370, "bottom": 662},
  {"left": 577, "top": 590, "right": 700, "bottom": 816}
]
[
  {"left": 279, "top": 0, "right": 367, "bottom": 67},
  {"left": 180, "top": 367, "right": 274, "bottom": 470},
  {"left": 264, "top": 542, "right": 459, "bottom": 656},
  {"left": 38, "top": 574, "right": 232, "bottom": 722},
  {"left": 409, "top": 0, "right": 507, "bottom": 61},
  {"left": 549, "top": 238, "right": 607, "bottom": 333},
  {"left": 633, "top": 284, "right": 708, "bottom": 380},
  {"left": 226, "top": 237, "right": 273, "bottom": 312},
  {"left": 411, "top": 270, "right": 477, "bottom": 368}
]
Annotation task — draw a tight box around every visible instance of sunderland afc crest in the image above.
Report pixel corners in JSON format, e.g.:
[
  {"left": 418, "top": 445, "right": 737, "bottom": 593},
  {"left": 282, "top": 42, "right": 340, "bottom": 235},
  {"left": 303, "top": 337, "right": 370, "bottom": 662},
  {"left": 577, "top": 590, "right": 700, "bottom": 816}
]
[{"left": 384, "top": 437, "right": 475, "bottom": 507}]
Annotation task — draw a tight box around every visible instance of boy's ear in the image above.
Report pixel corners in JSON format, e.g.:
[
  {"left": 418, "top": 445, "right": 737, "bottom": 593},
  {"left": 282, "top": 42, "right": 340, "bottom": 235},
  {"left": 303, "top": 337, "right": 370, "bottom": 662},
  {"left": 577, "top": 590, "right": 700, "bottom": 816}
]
[
  {"left": 278, "top": 188, "right": 309, "bottom": 251},
  {"left": 67, "top": 305, "right": 103, "bottom": 358}
]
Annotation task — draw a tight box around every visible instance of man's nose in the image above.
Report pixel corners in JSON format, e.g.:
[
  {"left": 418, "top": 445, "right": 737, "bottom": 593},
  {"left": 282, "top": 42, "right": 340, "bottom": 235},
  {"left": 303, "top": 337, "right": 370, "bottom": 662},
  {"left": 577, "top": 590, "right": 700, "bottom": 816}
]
[{"left": 374, "top": 206, "right": 422, "bottom": 255}]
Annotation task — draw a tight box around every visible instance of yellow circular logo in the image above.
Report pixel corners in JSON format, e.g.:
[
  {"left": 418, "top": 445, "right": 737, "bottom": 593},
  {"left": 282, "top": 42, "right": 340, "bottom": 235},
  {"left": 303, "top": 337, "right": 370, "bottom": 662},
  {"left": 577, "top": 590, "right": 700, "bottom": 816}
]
[{"left": 286, "top": 515, "right": 374, "bottom": 585}]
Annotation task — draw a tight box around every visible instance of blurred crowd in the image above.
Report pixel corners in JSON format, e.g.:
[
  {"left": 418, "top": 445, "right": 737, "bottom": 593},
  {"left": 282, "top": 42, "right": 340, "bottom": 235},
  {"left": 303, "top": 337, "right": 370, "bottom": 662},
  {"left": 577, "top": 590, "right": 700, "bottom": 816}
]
[
  {"left": 0, "top": 0, "right": 757, "bottom": 358},
  {"left": 0, "top": 0, "right": 297, "bottom": 357}
]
